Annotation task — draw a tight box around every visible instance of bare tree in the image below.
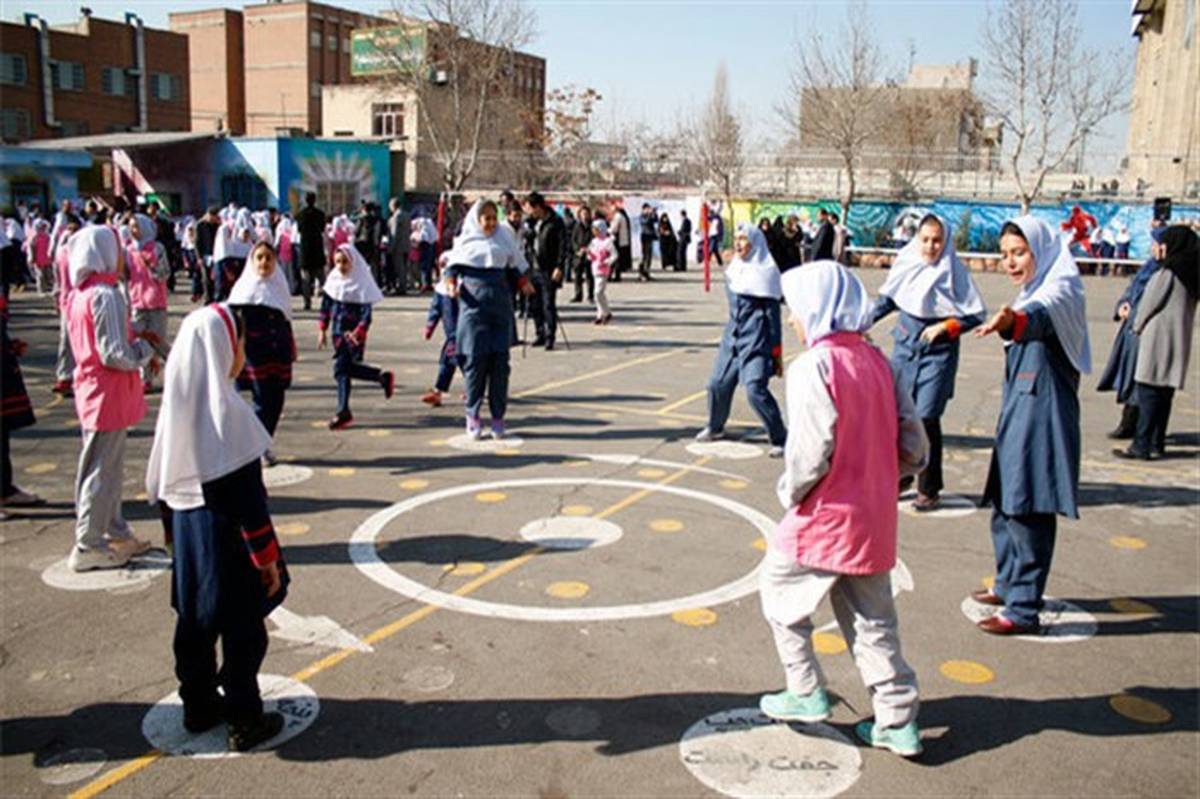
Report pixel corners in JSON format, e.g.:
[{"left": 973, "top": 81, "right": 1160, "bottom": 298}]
[
  {"left": 369, "top": 0, "right": 537, "bottom": 193},
  {"left": 980, "top": 0, "right": 1131, "bottom": 214},
  {"left": 778, "top": 3, "right": 893, "bottom": 220},
  {"left": 681, "top": 63, "right": 744, "bottom": 227}
]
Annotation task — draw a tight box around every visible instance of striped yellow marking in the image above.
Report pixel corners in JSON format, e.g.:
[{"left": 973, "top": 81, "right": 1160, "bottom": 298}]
[
  {"left": 594, "top": 457, "right": 714, "bottom": 521},
  {"left": 428, "top": 438, "right": 448, "bottom": 447},
  {"left": 939, "top": 660, "right": 995, "bottom": 684},
  {"left": 367, "top": 429, "right": 392, "bottom": 438},
  {"left": 514, "top": 347, "right": 690, "bottom": 399},
  {"left": 672, "top": 608, "right": 718, "bottom": 627},
  {"left": 638, "top": 468, "right": 668, "bottom": 478},
  {"left": 68, "top": 752, "right": 163, "bottom": 799}
]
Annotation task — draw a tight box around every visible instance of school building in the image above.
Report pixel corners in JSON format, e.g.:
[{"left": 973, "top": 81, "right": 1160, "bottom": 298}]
[{"left": 0, "top": 10, "right": 190, "bottom": 144}]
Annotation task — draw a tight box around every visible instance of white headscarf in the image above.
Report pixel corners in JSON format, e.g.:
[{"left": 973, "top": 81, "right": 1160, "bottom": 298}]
[
  {"left": 781, "top": 260, "right": 874, "bottom": 345},
  {"left": 1009, "top": 215, "right": 1092, "bottom": 374},
  {"left": 67, "top": 225, "right": 120, "bottom": 286},
  {"left": 212, "top": 223, "right": 233, "bottom": 261},
  {"left": 442, "top": 200, "right": 525, "bottom": 271},
  {"left": 227, "top": 209, "right": 253, "bottom": 260},
  {"left": 146, "top": 304, "right": 273, "bottom": 511},
  {"left": 725, "top": 223, "right": 782, "bottom": 300},
  {"left": 132, "top": 213, "right": 157, "bottom": 244},
  {"left": 228, "top": 243, "right": 293, "bottom": 318},
  {"left": 878, "top": 214, "right": 985, "bottom": 318},
  {"left": 323, "top": 243, "right": 384, "bottom": 305}
]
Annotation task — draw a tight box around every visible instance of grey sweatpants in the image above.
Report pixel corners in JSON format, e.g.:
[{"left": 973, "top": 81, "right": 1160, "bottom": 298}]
[
  {"left": 56, "top": 313, "right": 75, "bottom": 382},
  {"left": 74, "top": 429, "right": 133, "bottom": 551},
  {"left": 759, "top": 549, "right": 919, "bottom": 729},
  {"left": 132, "top": 308, "right": 168, "bottom": 386}
]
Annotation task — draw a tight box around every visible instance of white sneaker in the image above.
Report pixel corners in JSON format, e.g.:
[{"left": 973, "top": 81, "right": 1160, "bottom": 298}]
[
  {"left": 695, "top": 428, "right": 725, "bottom": 443},
  {"left": 109, "top": 537, "right": 153, "bottom": 558},
  {"left": 69, "top": 546, "right": 131, "bottom": 572},
  {"left": 768, "top": 446, "right": 785, "bottom": 458}
]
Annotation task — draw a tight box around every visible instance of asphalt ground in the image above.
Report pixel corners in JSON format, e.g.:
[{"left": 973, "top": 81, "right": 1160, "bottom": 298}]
[{"left": 1, "top": 262, "right": 1197, "bottom": 798}]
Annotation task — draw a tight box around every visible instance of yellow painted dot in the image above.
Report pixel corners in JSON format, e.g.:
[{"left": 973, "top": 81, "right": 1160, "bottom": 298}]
[
  {"left": 939, "top": 660, "right": 995, "bottom": 685},
  {"left": 721, "top": 479, "right": 748, "bottom": 490},
  {"left": 367, "top": 429, "right": 392, "bottom": 438},
  {"left": 310, "top": 420, "right": 327, "bottom": 429},
  {"left": 428, "top": 438, "right": 448, "bottom": 447},
  {"left": 638, "top": 468, "right": 668, "bottom": 478},
  {"left": 813, "top": 632, "right": 848, "bottom": 654},
  {"left": 494, "top": 448, "right": 520, "bottom": 457},
  {"left": 399, "top": 478, "right": 430, "bottom": 490},
  {"left": 443, "top": 562, "right": 486, "bottom": 576},
  {"left": 24, "top": 463, "right": 56, "bottom": 475},
  {"left": 134, "top": 492, "right": 149, "bottom": 501},
  {"left": 546, "top": 581, "right": 590, "bottom": 599},
  {"left": 649, "top": 519, "right": 684, "bottom": 533},
  {"left": 1110, "top": 536, "right": 1148, "bottom": 550},
  {"left": 982, "top": 576, "right": 995, "bottom": 590},
  {"left": 672, "top": 608, "right": 718, "bottom": 627},
  {"left": 1110, "top": 694, "right": 1172, "bottom": 724},
  {"left": 328, "top": 467, "right": 356, "bottom": 477},
  {"left": 752, "top": 537, "right": 767, "bottom": 551},
  {"left": 475, "top": 491, "right": 507, "bottom": 503},
  {"left": 1109, "top": 597, "right": 1157, "bottom": 615},
  {"left": 562, "top": 505, "right": 593, "bottom": 517},
  {"left": 277, "top": 522, "right": 310, "bottom": 536}
]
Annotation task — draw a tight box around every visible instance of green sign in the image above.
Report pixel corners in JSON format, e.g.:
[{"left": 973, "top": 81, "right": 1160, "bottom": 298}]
[{"left": 351, "top": 26, "right": 425, "bottom": 77}]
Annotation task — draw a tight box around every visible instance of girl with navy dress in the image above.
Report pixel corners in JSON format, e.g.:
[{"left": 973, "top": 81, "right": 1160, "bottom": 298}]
[
  {"left": 973, "top": 216, "right": 1091, "bottom": 636},
  {"left": 872, "top": 213, "right": 986, "bottom": 510}
]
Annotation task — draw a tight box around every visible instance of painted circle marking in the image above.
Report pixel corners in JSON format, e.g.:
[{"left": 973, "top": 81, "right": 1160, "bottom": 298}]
[
  {"left": 939, "top": 660, "right": 995, "bottom": 684},
  {"left": 686, "top": 441, "right": 762, "bottom": 460},
  {"left": 24, "top": 462, "right": 57, "bottom": 475},
  {"left": 546, "top": 581, "right": 590, "bottom": 599},
  {"left": 720, "top": 479, "right": 748, "bottom": 490},
  {"left": 1109, "top": 597, "right": 1157, "bottom": 615},
  {"left": 673, "top": 608, "right": 717, "bottom": 627},
  {"left": 349, "top": 478, "right": 771, "bottom": 622},
  {"left": 41, "top": 552, "right": 170, "bottom": 593},
  {"left": 328, "top": 467, "right": 356, "bottom": 477},
  {"left": 142, "top": 674, "right": 318, "bottom": 758},
  {"left": 444, "top": 562, "right": 486, "bottom": 577},
  {"left": 545, "top": 706, "right": 601, "bottom": 737},
  {"left": 36, "top": 748, "right": 107, "bottom": 786},
  {"left": 638, "top": 468, "right": 668, "bottom": 478},
  {"left": 898, "top": 492, "right": 978, "bottom": 519},
  {"left": 263, "top": 464, "right": 313, "bottom": 489},
  {"left": 400, "top": 478, "right": 431, "bottom": 490},
  {"left": 649, "top": 519, "right": 685, "bottom": 533},
  {"left": 561, "top": 505, "right": 593, "bottom": 517},
  {"left": 401, "top": 665, "right": 455, "bottom": 693},
  {"left": 960, "top": 596, "right": 1098, "bottom": 643},
  {"left": 1109, "top": 694, "right": 1172, "bottom": 724},
  {"left": 679, "top": 708, "right": 862, "bottom": 799},
  {"left": 276, "top": 522, "right": 310, "bottom": 537},
  {"left": 447, "top": 433, "right": 526, "bottom": 453},
  {"left": 1109, "top": 535, "right": 1147, "bottom": 550},
  {"left": 475, "top": 491, "right": 507, "bottom": 504},
  {"left": 812, "top": 632, "right": 848, "bottom": 654},
  {"left": 519, "top": 516, "right": 623, "bottom": 551}
]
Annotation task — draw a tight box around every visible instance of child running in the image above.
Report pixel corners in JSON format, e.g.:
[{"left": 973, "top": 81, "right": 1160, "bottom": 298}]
[
  {"left": 145, "top": 303, "right": 287, "bottom": 751},
  {"left": 421, "top": 272, "right": 460, "bottom": 407},
  {"left": 587, "top": 219, "right": 616, "bottom": 325},
  {"left": 318, "top": 243, "right": 393, "bottom": 430},
  {"left": 759, "top": 260, "right": 928, "bottom": 757}
]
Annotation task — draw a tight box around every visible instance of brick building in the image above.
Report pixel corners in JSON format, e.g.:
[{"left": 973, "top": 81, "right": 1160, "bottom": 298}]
[
  {"left": 169, "top": 0, "right": 389, "bottom": 138},
  {"left": 0, "top": 11, "right": 190, "bottom": 144}
]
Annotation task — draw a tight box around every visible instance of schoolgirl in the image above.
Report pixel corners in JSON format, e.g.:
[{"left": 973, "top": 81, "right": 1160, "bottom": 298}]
[
  {"left": 421, "top": 272, "right": 460, "bottom": 407},
  {"left": 872, "top": 213, "right": 986, "bottom": 510},
  {"left": 318, "top": 243, "right": 394, "bottom": 430},
  {"left": 127, "top": 213, "right": 171, "bottom": 391},
  {"left": 587, "top": 219, "right": 616, "bottom": 324},
  {"left": 52, "top": 214, "right": 82, "bottom": 396}
]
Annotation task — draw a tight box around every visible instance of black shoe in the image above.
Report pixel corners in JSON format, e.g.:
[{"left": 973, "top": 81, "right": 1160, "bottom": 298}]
[
  {"left": 1107, "top": 405, "right": 1139, "bottom": 439},
  {"left": 1112, "top": 446, "right": 1156, "bottom": 461},
  {"left": 531, "top": 337, "right": 547, "bottom": 347},
  {"left": 569, "top": 295, "right": 583, "bottom": 303},
  {"left": 227, "top": 712, "right": 285, "bottom": 752},
  {"left": 183, "top": 699, "right": 224, "bottom": 734},
  {"left": 898, "top": 475, "right": 915, "bottom": 494},
  {"left": 544, "top": 342, "right": 555, "bottom": 351}
]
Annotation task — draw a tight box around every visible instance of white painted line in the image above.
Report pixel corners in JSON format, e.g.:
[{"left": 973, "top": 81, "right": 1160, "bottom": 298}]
[
  {"left": 686, "top": 441, "right": 763, "bottom": 460},
  {"left": 268, "top": 606, "right": 373, "bottom": 652},
  {"left": 446, "top": 433, "right": 526, "bottom": 453},
  {"left": 349, "top": 478, "right": 773, "bottom": 622}
]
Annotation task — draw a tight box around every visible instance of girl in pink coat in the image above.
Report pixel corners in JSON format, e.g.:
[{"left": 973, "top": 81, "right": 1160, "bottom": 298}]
[{"left": 758, "top": 260, "right": 928, "bottom": 758}]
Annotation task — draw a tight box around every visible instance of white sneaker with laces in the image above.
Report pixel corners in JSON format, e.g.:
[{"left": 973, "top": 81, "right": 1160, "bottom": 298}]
[{"left": 69, "top": 546, "right": 132, "bottom": 573}]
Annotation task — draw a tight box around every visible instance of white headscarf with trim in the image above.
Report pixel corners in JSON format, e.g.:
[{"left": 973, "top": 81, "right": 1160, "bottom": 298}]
[
  {"left": 323, "top": 243, "right": 384, "bottom": 305},
  {"left": 442, "top": 200, "right": 526, "bottom": 271},
  {"left": 878, "top": 214, "right": 985, "bottom": 318},
  {"left": 725, "top": 223, "right": 781, "bottom": 300},
  {"left": 1009, "top": 215, "right": 1092, "bottom": 374},
  {"left": 781, "top": 260, "right": 873, "bottom": 345},
  {"left": 67, "top": 225, "right": 120, "bottom": 286},
  {"left": 228, "top": 243, "right": 293, "bottom": 318}
]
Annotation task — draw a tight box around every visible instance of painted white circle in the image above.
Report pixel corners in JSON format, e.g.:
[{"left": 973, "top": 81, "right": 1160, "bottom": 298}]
[
  {"left": 37, "top": 749, "right": 107, "bottom": 785},
  {"left": 679, "top": 708, "right": 862, "bottom": 799},
  {"left": 142, "top": 674, "right": 318, "bottom": 758},
  {"left": 545, "top": 706, "right": 601, "bottom": 737},
  {"left": 41, "top": 550, "right": 170, "bottom": 593},
  {"left": 263, "top": 464, "right": 314, "bottom": 489},
  {"left": 687, "top": 441, "right": 763, "bottom": 460},
  {"left": 960, "top": 596, "right": 1098, "bottom": 643},
  {"left": 446, "top": 433, "right": 526, "bottom": 452},
  {"left": 898, "top": 492, "right": 978, "bottom": 519},
  {"left": 349, "top": 478, "right": 772, "bottom": 622},
  {"left": 519, "top": 516, "right": 624, "bottom": 551},
  {"left": 401, "top": 665, "right": 455, "bottom": 693}
]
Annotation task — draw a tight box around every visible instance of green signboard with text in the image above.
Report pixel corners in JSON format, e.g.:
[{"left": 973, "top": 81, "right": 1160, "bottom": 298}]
[{"left": 351, "top": 26, "right": 426, "bottom": 77}]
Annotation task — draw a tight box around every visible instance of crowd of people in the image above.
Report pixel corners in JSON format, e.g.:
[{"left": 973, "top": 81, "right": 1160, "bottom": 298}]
[{"left": 0, "top": 187, "right": 1195, "bottom": 756}]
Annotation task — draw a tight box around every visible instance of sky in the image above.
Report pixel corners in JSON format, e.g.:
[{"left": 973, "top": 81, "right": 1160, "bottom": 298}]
[{"left": 6, "top": 0, "right": 1140, "bottom": 170}]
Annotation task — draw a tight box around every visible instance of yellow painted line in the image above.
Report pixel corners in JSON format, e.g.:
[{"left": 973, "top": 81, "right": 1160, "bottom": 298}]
[
  {"left": 68, "top": 753, "right": 163, "bottom": 799},
  {"left": 657, "top": 389, "right": 707, "bottom": 415},
  {"left": 594, "top": 456, "right": 713, "bottom": 521},
  {"left": 513, "top": 347, "right": 685, "bottom": 399}
]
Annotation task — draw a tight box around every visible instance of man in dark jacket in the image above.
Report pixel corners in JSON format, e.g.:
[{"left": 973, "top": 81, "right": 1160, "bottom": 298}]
[
  {"left": 527, "top": 192, "right": 565, "bottom": 350},
  {"left": 811, "top": 208, "right": 836, "bottom": 261},
  {"left": 570, "top": 205, "right": 594, "bottom": 303},
  {"left": 677, "top": 210, "right": 692, "bottom": 272},
  {"left": 195, "top": 206, "right": 220, "bottom": 304},
  {"left": 386, "top": 198, "right": 411, "bottom": 295},
  {"left": 638, "top": 203, "right": 657, "bottom": 281},
  {"left": 296, "top": 192, "right": 327, "bottom": 310}
]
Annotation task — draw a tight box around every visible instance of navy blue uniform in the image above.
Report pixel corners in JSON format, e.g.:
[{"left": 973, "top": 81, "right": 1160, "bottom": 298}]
[
  {"left": 426, "top": 291, "right": 460, "bottom": 393},
  {"left": 706, "top": 287, "right": 786, "bottom": 446},
  {"left": 319, "top": 293, "right": 382, "bottom": 415},
  {"left": 451, "top": 266, "right": 514, "bottom": 420},
  {"left": 232, "top": 305, "right": 295, "bottom": 436}
]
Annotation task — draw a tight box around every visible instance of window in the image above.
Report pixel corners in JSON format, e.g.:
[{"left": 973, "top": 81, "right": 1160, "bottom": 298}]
[
  {"left": 59, "top": 119, "right": 89, "bottom": 136},
  {"left": 0, "top": 53, "right": 27, "bottom": 86},
  {"left": 152, "top": 72, "right": 182, "bottom": 102},
  {"left": 371, "top": 103, "right": 404, "bottom": 138},
  {"left": 50, "top": 60, "right": 85, "bottom": 91},
  {"left": 0, "top": 108, "right": 30, "bottom": 142},
  {"left": 328, "top": 34, "right": 337, "bottom": 51},
  {"left": 316, "top": 181, "right": 357, "bottom": 216},
  {"left": 221, "top": 173, "right": 268, "bottom": 211},
  {"left": 310, "top": 30, "right": 321, "bottom": 48},
  {"left": 101, "top": 67, "right": 137, "bottom": 97}
]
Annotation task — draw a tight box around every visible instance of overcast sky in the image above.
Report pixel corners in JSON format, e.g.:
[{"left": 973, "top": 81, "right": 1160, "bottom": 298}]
[{"left": 11, "top": 0, "right": 1139, "bottom": 170}]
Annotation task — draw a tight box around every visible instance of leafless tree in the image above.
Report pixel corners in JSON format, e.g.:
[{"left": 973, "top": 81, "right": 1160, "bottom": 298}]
[
  {"left": 370, "top": 0, "right": 537, "bottom": 193},
  {"left": 980, "top": 0, "right": 1131, "bottom": 214},
  {"left": 680, "top": 63, "right": 744, "bottom": 227},
  {"left": 778, "top": 2, "right": 894, "bottom": 220}
]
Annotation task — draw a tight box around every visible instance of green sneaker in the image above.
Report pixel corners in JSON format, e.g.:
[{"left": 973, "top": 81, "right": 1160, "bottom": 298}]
[
  {"left": 759, "top": 687, "right": 831, "bottom": 723},
  {"left": 855, "top": 720, "right": 923, "bottom": 757}
]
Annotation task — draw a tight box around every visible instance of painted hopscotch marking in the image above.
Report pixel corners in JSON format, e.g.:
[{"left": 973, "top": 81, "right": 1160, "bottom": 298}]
[
  {"left": 679, "top": 708, "right": 862, "bottom": 799},
  {"left": 349, "top": 478, "right": 772, "bottom": 622},
  {"left": 960, "top": 596, "right": 1098, "bottom": 643}
]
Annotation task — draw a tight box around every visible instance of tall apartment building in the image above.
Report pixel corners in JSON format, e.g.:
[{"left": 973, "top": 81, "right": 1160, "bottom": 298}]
[
  {"left": 1124, "top": 0, "right": 1200, "bottom": 199},
  {"left": 170, "top": 0, "right": 389, "bottom": 138},
  {"left": 0, "top": 11, "right": 190, "bottom": 143}
]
